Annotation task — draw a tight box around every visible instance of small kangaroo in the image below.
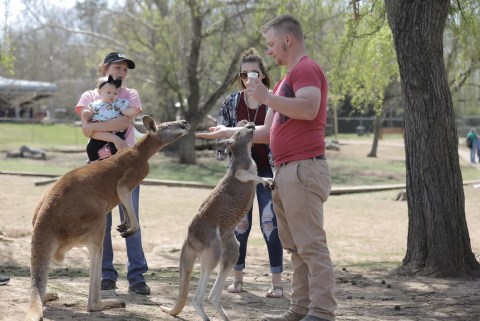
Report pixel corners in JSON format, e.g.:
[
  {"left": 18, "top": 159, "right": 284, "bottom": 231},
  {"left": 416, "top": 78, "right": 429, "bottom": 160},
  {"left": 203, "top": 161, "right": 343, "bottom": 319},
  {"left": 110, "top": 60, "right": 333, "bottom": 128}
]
[
  {"left": 161, "top": 122, "right": 274, "bottom": 321},
  {"left": 25, "top": 115, "right": 190, "bottom": 321}
]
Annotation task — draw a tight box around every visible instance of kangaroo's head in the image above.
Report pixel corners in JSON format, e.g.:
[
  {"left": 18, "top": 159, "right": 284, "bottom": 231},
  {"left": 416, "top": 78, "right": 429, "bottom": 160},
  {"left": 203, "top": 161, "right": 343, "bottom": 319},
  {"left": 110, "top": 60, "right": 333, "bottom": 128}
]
[
  {"left": 214, "top": 122, "right": 255, "bottom": 155},
  {"left": 142, "top": 115, "right": 191, "bottom": 145}
]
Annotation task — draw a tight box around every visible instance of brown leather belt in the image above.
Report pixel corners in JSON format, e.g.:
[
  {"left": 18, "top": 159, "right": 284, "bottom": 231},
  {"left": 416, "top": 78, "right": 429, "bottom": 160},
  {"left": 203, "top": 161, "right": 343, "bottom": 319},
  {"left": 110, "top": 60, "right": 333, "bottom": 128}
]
[{"left": 276, "top": 155, "right": 326, "bottom": 168}]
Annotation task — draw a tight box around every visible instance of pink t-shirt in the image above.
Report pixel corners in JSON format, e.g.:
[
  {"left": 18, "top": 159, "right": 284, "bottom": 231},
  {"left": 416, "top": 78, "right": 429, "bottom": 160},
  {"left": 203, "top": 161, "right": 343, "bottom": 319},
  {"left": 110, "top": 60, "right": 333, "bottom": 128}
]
[
  {"left": 270, "top": 56, "right": 328, "bottom": 166},
  {"left": 76, "top": 87, "right": 141, "bottom": 158}
]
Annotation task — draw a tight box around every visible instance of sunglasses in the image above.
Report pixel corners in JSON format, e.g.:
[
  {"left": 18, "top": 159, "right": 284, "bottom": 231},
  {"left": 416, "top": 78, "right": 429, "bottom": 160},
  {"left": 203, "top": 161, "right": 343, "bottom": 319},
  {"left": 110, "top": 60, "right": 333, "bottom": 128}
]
[{"left": 239, "top": 71, "right": 260, "bottom": 80}]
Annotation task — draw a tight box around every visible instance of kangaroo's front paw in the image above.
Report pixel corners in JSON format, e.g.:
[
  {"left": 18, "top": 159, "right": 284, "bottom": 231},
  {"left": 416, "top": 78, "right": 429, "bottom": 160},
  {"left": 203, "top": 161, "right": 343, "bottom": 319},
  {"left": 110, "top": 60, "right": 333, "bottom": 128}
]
[
  {"left": 264, "top": 178, "right": 275, "bottom": 191},
  {"left": 117, "top": 221, "right": 128, "bottom": 233},
  {"left": 117, "top": 221, "right": 138, "bottom": 238},
  {"left": 116, "top": 221, "right": 133, "bottom": 238},
  {"left": 123, "top": 229, "right": 135, "bottom": 238}
]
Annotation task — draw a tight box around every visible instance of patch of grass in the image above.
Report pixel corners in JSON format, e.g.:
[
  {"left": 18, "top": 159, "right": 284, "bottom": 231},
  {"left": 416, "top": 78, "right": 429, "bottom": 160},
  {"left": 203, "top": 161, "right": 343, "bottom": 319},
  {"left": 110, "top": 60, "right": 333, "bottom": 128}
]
[
  {"left": 330, "top": 158, "right": 406, "bottom": 186},
  {"left": 0, "top": 157, "right": 80, "bottom": 176},
  {"left": 2, "top": 123, "right": 480, "bottom": 186},
  {"left": 0, "top": 123, "right": 88, "bottom": 150},
  {"left": 460, "top": 166, "right": 480, "bottom": 181},
  {"left": 147, "top": 155, "right": 226, "bottom": 185},
  {"left": 329, "top": 133, "right": 405, "bottom": 141}
]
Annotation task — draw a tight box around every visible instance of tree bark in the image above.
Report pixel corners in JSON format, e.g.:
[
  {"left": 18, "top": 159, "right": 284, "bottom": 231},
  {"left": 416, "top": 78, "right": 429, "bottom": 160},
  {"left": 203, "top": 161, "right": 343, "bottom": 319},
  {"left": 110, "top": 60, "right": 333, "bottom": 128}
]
[
  {"left": 367, "top": 113, "right": 382, "bottom": 158},
  {"left": 385, "top": 0, "right": 480, "bottom": 276},
  {"left": 178, "top": 130, "right": 197, "bottom": 164},
  {"left": 176, "top": 1, "right": 262, "bottom": 165},
  {"left": 368, "top": 80, "right": 402, "bottom": 158}
]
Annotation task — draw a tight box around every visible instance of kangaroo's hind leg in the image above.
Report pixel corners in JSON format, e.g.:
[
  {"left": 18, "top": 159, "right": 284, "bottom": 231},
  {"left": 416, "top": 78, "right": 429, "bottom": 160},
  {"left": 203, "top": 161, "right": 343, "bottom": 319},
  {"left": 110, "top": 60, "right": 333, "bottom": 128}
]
[
  {"left": 86, "top": 224, "right": 126, "bottom": 311},
  {"left": 209, "top": 231, "right": 240, "bottom": 321},
  {"left": 192, "top": 234, "right": 222, "bottom": 321}
]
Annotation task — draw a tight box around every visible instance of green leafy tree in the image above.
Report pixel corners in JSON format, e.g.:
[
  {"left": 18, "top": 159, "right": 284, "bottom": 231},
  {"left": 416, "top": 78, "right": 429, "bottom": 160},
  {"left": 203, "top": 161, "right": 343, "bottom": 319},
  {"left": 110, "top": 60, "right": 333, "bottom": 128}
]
[
  {"left": 6, "top": 0, "right": 344, "bottom": 164},
  {"left": 98, "top": 0, "right": 340, "bottom": 164},
  {"left": 0, "top": 0, "right": 15, "bottom": 74},
  {"left": 112, "top": 0, "right": 268, "bottom": 164},
  {"left": 385, "top": 0, "right": 480, "bottom": 276},
  {"left": 329, "top": 0, "right": 480, "bottom": 156},
  {"left": 329, "top": 1, "right": 400, "bottom": 156}
]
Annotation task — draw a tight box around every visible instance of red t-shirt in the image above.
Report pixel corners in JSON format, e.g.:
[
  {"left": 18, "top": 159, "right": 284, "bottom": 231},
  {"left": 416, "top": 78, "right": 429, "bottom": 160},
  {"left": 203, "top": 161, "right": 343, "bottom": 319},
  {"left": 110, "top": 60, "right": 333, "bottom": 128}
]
[{"left": 270, "top": 56, "right": 328, "bottom": 166}]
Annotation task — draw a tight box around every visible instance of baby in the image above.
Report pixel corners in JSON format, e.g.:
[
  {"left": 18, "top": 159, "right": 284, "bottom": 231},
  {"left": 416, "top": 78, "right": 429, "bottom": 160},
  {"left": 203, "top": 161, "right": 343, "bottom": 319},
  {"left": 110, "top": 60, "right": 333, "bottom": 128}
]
[{"left": 81, "top": 75, "right": 141, "bottom": 162}]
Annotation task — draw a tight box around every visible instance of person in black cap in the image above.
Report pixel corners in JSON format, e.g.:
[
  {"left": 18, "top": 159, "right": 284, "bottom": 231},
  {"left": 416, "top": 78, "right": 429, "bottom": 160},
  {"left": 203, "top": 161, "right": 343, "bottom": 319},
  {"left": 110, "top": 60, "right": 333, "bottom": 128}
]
[
  {"left": 75, "top": 52, "right": 150, "bottom": 295},
  {"left": 103, "top": 52, "right": 136, "bottom": 69}
]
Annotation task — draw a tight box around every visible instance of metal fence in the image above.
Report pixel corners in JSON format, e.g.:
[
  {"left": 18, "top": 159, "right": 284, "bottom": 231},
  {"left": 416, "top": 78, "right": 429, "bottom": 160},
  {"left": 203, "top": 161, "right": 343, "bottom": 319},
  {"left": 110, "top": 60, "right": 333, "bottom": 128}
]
[{"left": 331, "top": 116, "right": 480, "bottom": 137}]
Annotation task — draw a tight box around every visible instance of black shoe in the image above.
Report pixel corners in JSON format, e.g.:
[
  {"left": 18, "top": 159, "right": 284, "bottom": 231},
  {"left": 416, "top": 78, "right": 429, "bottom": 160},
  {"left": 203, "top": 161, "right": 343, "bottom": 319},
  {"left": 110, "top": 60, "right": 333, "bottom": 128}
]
[
  {"left": 262, "top": 310, "right": 307, "bottom": 321},
  {"left": 129, "top": 282, "right": 150, "bottom": 295},
  {"left": 0, "top": 275, "right": 10, "bottom": 286},
  {"left": 101, "top": 279, "right": 116, "bottom": 290}
]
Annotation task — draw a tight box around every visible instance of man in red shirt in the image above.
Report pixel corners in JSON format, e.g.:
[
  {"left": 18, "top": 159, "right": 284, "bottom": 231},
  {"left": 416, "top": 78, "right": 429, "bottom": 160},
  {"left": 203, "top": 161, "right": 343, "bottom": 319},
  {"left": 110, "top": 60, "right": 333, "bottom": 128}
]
[{"left": 197, "top": 15, "right": 336, "bottom": 321}]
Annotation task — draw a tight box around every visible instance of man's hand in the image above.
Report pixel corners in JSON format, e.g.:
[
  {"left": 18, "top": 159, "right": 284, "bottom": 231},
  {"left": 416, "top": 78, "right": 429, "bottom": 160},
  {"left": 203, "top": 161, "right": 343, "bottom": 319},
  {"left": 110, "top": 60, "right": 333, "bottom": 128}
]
[{"left": 247, "top": 78, "right": 271, "bottom": 105}]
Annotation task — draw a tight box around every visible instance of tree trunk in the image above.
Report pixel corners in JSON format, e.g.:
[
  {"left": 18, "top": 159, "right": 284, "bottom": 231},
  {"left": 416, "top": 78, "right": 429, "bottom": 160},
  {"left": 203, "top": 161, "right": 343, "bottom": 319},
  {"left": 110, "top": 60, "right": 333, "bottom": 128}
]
[
  {"left": 368, "top": 80, "right": 402, "bottom": 158},
  {"left": 178, "top": 130, "right": 197, "bottom": 164},
  {"left": 385, "top": 0, "right": 480, "bottom": 276},
  {"left": 367, "top": 113, "right": 382, "bottom": 158}
]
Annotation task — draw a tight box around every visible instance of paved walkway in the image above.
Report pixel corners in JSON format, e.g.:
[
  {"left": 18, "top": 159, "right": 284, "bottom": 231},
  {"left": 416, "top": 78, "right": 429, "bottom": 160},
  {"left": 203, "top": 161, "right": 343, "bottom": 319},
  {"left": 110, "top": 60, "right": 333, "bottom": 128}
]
[{"left": 460, "top": 144, "right": 480, "bottom": 169}]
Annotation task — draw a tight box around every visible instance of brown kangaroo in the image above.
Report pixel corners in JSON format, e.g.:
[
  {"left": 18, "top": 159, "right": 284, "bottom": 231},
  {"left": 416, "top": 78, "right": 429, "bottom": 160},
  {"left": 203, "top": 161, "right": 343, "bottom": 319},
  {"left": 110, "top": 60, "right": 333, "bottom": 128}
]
[
  {"left": 25, "top": 115, "right": 190, "bottom": 321},
  {"left": 161, "top": 122, "right": 274, "bottom": 321}
]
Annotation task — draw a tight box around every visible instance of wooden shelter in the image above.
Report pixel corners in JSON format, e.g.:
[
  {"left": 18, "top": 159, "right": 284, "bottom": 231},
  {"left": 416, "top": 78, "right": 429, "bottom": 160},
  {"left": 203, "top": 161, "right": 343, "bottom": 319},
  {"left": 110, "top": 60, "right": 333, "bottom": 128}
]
[{"left": 0, "top": 76, "right": 57, "bottom": 120}]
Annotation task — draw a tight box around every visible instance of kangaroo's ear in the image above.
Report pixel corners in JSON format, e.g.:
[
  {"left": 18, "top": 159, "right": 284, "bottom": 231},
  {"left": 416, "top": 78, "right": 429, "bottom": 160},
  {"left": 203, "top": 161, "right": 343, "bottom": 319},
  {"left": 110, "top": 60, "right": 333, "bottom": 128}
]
[
  {"left": 214, "top": 139, "right": 233, "bottom": 151},
  {"left": 142, "top": 115, "right": 157, "bottom": 133}
]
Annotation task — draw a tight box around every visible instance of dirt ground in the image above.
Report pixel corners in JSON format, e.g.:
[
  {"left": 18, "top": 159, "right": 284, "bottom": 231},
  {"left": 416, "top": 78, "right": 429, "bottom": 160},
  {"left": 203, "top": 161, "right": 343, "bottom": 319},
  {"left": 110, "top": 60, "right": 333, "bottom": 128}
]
[{"left": 1, "top": 140, "right": 480, "bottom": 321}]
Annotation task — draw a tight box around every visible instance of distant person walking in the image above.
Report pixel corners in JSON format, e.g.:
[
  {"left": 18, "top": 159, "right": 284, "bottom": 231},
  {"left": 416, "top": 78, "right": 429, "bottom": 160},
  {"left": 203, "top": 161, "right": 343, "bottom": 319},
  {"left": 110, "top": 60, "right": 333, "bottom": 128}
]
[
  {"left": 467, "top": 128, "right": 478, "bottom": 164},
  {"left": 476, "top": 135, "right": 480, "bottom": 163}
]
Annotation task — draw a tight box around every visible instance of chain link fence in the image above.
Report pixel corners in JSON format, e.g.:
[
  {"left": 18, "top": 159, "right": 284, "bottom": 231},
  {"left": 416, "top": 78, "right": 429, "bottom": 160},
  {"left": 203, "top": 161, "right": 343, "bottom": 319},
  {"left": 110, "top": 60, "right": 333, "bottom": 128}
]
[{"left": 329, "top": 116, "right": 480, "bottom": 137}]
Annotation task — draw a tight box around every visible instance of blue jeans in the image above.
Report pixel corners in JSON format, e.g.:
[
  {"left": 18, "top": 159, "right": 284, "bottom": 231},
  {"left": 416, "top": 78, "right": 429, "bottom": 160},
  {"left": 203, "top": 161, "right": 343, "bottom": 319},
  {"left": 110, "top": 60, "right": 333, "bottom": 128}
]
[
  {"left": 102, "top": 185, "right": 148, "bottom": 286},
  {"left": 471, "top": 143, "right": 478, "bottom": 163},
  {"left": 233, "top": 167, "right": 283, "bottom": 273}
]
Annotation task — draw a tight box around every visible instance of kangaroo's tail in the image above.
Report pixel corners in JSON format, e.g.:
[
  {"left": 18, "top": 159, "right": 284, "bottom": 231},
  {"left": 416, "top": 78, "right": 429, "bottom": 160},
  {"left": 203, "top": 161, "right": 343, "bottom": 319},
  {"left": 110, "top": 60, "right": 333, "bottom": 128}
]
[
  {"left": 161, "top": 240, "right": 197, "bottom": 316},
  {"left": 25, "top": 226, "right": 54, "bottom": 321}
]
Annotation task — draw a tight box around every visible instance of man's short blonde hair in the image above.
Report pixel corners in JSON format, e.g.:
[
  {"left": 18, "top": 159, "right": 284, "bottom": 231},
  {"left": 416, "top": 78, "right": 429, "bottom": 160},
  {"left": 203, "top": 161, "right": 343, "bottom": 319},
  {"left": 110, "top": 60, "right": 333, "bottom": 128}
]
[{"left": 261, "top": 14, "right": 304, "bottom": 42}]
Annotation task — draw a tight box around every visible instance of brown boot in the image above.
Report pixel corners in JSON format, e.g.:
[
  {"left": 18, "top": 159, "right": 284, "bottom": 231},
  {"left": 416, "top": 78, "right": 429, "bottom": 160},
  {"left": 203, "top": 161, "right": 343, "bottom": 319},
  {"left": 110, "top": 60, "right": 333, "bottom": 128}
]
[{"left": 262, "top": 310, "right": 307, "bottom": 321}]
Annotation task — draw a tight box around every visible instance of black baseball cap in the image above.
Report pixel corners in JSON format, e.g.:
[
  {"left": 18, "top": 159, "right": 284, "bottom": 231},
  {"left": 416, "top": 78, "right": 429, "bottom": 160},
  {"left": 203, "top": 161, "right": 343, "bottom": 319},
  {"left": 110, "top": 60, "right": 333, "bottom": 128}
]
[{"left": 103, "top": 52, "right": 135, "bottom": 69}]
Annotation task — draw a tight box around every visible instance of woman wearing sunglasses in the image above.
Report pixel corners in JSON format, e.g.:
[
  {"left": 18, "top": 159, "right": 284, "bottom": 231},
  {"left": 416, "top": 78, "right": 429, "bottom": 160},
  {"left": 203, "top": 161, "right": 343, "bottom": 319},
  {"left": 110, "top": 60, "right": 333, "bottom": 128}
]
[{"left": 215, "top": 47, "right": 284, "bottom": 298}]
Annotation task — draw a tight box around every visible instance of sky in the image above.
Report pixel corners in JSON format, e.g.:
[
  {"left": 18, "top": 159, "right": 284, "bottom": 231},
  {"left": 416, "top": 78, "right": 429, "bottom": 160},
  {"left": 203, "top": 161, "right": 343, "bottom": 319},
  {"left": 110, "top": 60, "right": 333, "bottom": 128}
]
[
  {"left": 1, "top": 0, "right": 124, "bottom": 35},
  {"left": 2, "top": 0, "right": 78, "bottom": 23}
]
